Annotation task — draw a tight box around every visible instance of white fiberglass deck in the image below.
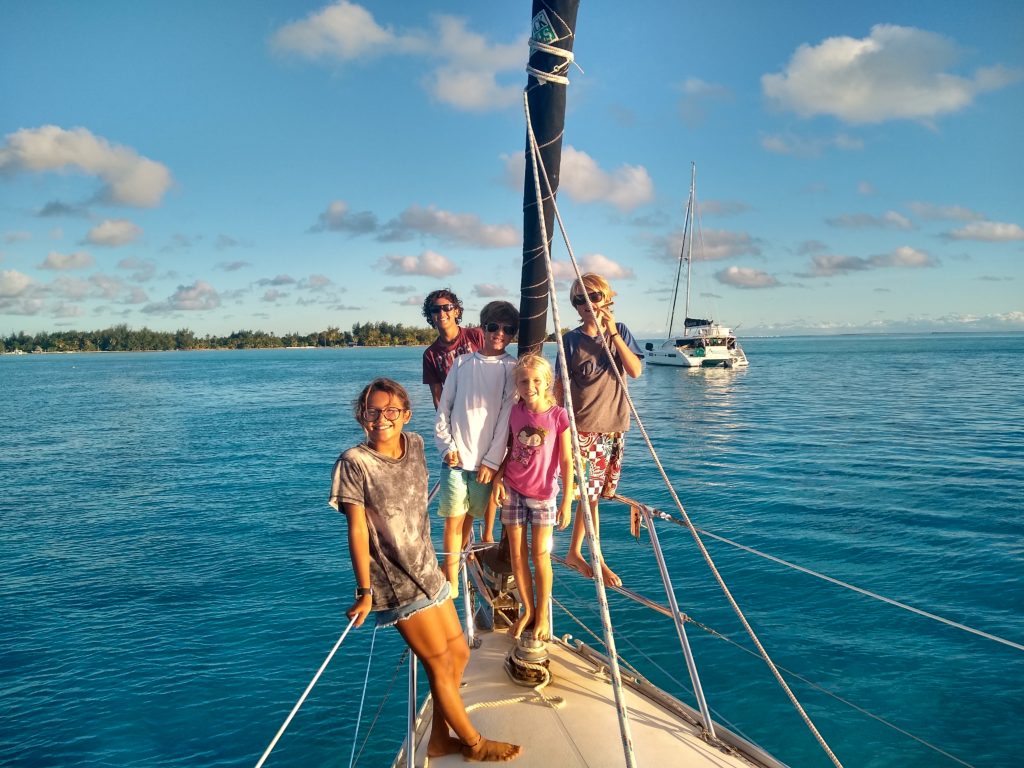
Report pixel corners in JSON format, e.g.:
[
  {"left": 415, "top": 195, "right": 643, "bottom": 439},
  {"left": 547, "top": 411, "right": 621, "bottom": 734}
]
[{"left": 400, "top": 628, "right": 782, "bottom": 768}]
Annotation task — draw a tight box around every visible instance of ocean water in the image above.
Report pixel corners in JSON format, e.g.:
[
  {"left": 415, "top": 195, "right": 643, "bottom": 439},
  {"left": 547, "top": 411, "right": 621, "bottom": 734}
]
[{"left": 2, "top": 335, "right": 1022, "bottom": 768}]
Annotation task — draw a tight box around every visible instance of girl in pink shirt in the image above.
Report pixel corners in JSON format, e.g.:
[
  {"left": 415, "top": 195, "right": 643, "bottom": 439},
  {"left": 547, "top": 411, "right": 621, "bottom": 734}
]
[{"left": 492, "top": 354, "right": 574, "bottom": 642}]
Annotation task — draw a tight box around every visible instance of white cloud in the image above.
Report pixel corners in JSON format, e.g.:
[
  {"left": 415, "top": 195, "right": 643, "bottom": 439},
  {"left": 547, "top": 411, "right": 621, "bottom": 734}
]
[
  {"left": 381, "top": 204, "right": 518, "bottom": 247},
  {"left": 858, "top": 181, "right": 875, "bottom": 196},
  {"left": 53, "top": 302, "right": 84, "bottom": 318},
  {"left": 560, "top": 147, "right": 654, "bottom": 212},
  {"left": 873, "top": 246, "right": 935, "bottom": 268},
  {"left": 0, "top": 269, "right": 33, "bottom": 297},
  {"left": 826, "top": 211, "right": 914, "bottom": 230},
  {"left": 86, "top": 219, "right": 142, "bottom": 246},
  {"left": 257, "top": 274, "right": 297, "bottom": 286},
  {"left": 944, "top": 221, "right": 1024, "bottom": 242},
  {"left": 424, "top": 16, "right": 522, "bottom": 111},
  {"left": 908, "top": 202, "right": 984, "bottom": 221},
  {"left": 311, "top": 200, "right": 378, "bottom": 234},
  {"left": 550, "top": 253, "right": 634, "bottom": 281},
  {"left": 379, "top": 249, "right": 459, "bottom": 277},
  {"left": 715, "top": 266, "right": 779, "bottom": 289},
  {"left": 217, "top": 260, "right": 251, "bottom": 272},
  {"left": 301, "top": 274, "right": 333, "bottom": 291},
  {"left": 4, "top": 230, "right": 31, "bottom": 244},
  {"left": 143, "top": 281, "right": 221, "bottom": 313},
  {"left": 762, "top": 25, "right": 1023, "bottom": 124},
  {"left": 504, "top": 146, "right": 654, "bottom": 212},
  {"left": 271, "top": 1, "right": 422, "bottom": 60},
  {"left": 700, "top": 200, "right": 750, "bottom": 217},
  {"left": 760, "top": 131, "right": 863, "bottom": 156},
  {"left": 656, "top": 228, "right": 761, "bottom": 262},
  {"left": 116, "top": 257, "right": 157, "bottom": 282},
  {"left": 475, "top": 283, "right": 509, "bottom": 298},
  {"left": 0, "top": 125, "right": 173, "bottom": 206},
  {"left": 676, "top": 77, "right": 732, "bottom": 126},
  {"left": 272, "top": 3, "right": 523, "bottom": 112},
  {"left": 39, "top": 251, "right": 95, "bottom": 270},
  {"left": 800, "top": 246, "right": 937, "bottom": 277}
]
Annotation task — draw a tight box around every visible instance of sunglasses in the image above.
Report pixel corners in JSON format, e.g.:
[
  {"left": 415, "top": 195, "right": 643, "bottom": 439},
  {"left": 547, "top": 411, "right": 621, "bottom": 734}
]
[
  {"left": 484, "top": 322, "right": 516, "bottom": 336},
  {"left": 571, "top": 291, "right": 604, "bottom": 307},
  {"left": 429, "top": 303, "right": 457, "bottom": 314}
]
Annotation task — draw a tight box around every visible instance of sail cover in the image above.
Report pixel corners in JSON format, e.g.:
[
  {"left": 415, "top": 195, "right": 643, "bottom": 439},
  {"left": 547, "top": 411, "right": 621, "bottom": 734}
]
[
  {"left": 684, "top": 317, "right": 712, "bottom": 328},
  {"left": 518, "top": 0, "right": 580, "bottom": 355}
]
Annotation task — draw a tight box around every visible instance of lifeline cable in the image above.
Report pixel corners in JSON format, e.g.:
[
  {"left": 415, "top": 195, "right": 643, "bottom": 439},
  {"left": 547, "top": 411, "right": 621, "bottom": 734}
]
[{"left": 254, "top": 614, "right": 359, "bottom": 768}]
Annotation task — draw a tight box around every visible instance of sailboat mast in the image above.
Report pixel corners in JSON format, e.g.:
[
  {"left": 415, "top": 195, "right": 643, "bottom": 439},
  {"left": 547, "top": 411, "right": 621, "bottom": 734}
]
[
  {"left": 666, "top": 162, "right": 695, "bottom": 339},
  {"left": 518, "top": 0, "right": 579, "bottom": 355},
  {"left": 682, "top": 162, "right": 696, "bottom": 335}
]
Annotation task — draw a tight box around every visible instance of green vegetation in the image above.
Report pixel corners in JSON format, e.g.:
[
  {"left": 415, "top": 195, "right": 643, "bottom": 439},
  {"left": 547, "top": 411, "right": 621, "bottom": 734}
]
[{"left": 1, "top": 322, "right": 439, "bottom": 353}]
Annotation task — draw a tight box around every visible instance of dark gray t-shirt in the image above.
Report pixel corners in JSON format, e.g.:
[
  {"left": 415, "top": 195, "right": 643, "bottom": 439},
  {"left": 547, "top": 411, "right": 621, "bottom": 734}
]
[
  {"left": 556, "top": 324, "right": 643, "bottom": 433},
  {"left": 330, "top": 432, "right": 445, "bottom": 611}
]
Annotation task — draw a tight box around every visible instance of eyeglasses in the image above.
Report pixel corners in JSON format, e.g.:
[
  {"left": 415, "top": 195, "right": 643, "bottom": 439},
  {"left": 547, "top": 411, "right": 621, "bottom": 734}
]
[
  {"left": 362, "top": 406, "right": 406, "bottom": 422},
  {"left": 571, "top": 291, "right": 604, "bottom": 307},
  {"left": 484, "top": 322, "right": 516, "bottom": 336},
  {"left": 429, "top": 303, "right": 456, "bottom": 314}
]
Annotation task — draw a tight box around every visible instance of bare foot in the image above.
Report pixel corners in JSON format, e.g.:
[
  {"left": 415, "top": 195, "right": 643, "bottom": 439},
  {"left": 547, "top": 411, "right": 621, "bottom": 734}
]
[
  {"left": 427, "top": 733, "right": 462, "bottom": 757},
  {"left": 531, "top": 613, "right": 551, "bottom": 642},
  {"left": 510, "top": 610, "right": 532, "bottom": 640},
  {"left": 462, "top": 736, "right": 522, "bottom": 762},
  {"left": 600, "top": 561, "right": 622, "bottom": 587},
  {"left": 564, "top": 552, "right": 593, "bottom": 579}
]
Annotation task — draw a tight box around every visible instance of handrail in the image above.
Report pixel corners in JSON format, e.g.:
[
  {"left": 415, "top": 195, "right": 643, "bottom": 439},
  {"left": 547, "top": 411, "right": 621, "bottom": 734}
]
[{"left": 637, "top": 501, "right": 716, "bottom": 737}]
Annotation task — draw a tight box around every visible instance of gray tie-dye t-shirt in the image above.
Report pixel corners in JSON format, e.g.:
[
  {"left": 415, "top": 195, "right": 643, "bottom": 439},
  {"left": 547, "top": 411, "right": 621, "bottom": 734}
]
[{"left": 330, "top": 432, "right": 445, "bottom": 611}]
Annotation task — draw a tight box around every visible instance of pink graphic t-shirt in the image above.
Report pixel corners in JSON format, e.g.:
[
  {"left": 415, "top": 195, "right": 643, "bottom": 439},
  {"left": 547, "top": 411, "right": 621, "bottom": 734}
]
[{"left": 503, "top": 401, "right": 569, "bottom": 501}]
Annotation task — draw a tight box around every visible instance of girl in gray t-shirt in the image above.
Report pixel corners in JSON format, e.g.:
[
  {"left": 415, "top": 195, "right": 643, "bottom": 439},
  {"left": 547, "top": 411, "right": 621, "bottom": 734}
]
[{"left": 329, "top": 377, "right": 521, "bottom": 762}]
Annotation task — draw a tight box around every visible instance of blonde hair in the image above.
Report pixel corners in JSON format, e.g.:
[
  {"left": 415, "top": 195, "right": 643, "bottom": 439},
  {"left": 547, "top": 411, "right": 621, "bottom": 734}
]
[
  {"left": 513, "top": 354, "right": 554, "bottom": 400},
  {"left": 570, "top": 272, "right": 615, "bottom": 302}
]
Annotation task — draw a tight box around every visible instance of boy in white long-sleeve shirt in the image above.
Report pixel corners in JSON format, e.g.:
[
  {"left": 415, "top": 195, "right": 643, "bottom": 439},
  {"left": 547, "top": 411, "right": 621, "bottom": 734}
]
[{"left": 435, "top": 300, "right": 519, "bottom": 596}]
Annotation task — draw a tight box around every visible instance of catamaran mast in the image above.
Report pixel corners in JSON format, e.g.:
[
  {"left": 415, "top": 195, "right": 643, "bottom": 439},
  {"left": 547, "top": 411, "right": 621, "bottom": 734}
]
[
  {"left": 683, "top": 163, "right": 696, "bottom": 333},
  {"left": 667, "top": 162, "right": 696, "bottom": 339},
  {"left": 518, "top": 0, "right": 580, "bottom": 355}
]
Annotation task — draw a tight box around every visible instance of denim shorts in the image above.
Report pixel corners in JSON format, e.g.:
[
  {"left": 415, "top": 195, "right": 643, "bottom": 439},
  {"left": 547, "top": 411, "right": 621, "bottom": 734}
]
[
  {"left": 437, "top": 464, "right": 492, "bottom": 519},
  {"left": 499, "top": 485, "right": 557, "bottom": 527},
  {"left": 375, "top": 580, "right": 451, "bottom": 628}
]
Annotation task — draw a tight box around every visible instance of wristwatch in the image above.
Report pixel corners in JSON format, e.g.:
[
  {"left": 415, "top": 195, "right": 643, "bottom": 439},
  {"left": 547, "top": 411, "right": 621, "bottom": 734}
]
[{"left": 355, "top": 587, "right": 373, "bottom": 599}]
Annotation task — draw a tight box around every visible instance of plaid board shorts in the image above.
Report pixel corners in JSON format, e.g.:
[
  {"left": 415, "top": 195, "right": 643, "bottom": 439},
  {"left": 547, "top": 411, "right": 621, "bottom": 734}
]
[
  {"left": 499, "top": 485, "right": 558, "bottom": 527},
  {"left": 576, "top": 431, "right": 625, "bottom": 500}
]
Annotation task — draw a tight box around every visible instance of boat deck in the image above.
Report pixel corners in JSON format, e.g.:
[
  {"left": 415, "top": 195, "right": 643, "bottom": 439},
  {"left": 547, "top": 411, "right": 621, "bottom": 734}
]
[{"left": 402, "top": 628, "right": 779, "bottom": 768}]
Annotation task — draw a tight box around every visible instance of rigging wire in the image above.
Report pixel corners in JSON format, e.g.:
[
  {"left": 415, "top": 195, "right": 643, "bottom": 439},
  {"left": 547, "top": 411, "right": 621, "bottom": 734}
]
[
  {"left": 254, "top": 615, "right": 359, "bottom": 768},
  {"left": 348, "top": 625, "right": 378, "bottom": 768},
  {"left": 523, "top": 123, "right": 843, "bottom": 766},
  {"left": 553, "top": 582, "right": 976, "bottom": 768},
  {"left": 637, "top": 506, "right": 1024, "bottom": 653},
  {"left": 351, "top": 649, "right": 410, "bottom": 768},
  {"left": 524, "top": 90, "right": 638, "bottom": 768}
]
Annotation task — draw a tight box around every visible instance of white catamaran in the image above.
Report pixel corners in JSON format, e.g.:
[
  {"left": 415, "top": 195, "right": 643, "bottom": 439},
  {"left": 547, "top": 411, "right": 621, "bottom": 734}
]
[{"left": 645, "top": 164, "right": 749, "bottom": 370}]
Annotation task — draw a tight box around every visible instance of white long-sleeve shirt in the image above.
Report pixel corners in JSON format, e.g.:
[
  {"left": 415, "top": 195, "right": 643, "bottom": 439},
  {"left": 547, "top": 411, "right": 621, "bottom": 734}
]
[{"left": 434, "top": 351, "right": 516, "bottom": 471}]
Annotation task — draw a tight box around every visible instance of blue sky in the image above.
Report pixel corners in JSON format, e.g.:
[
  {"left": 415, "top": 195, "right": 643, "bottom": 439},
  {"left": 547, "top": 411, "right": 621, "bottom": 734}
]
[{"left": 1, "top": 0, "right": 1022, "bottom": 337}]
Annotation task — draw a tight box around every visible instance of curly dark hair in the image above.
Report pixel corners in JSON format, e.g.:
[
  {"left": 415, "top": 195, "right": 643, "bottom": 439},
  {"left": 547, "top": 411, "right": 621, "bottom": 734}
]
[
  {"left": 421, "top": 288, "right": 464, "bottom": 328},
  {"left": 352, "top": 377, "right": 411, "bottom": 424}
]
